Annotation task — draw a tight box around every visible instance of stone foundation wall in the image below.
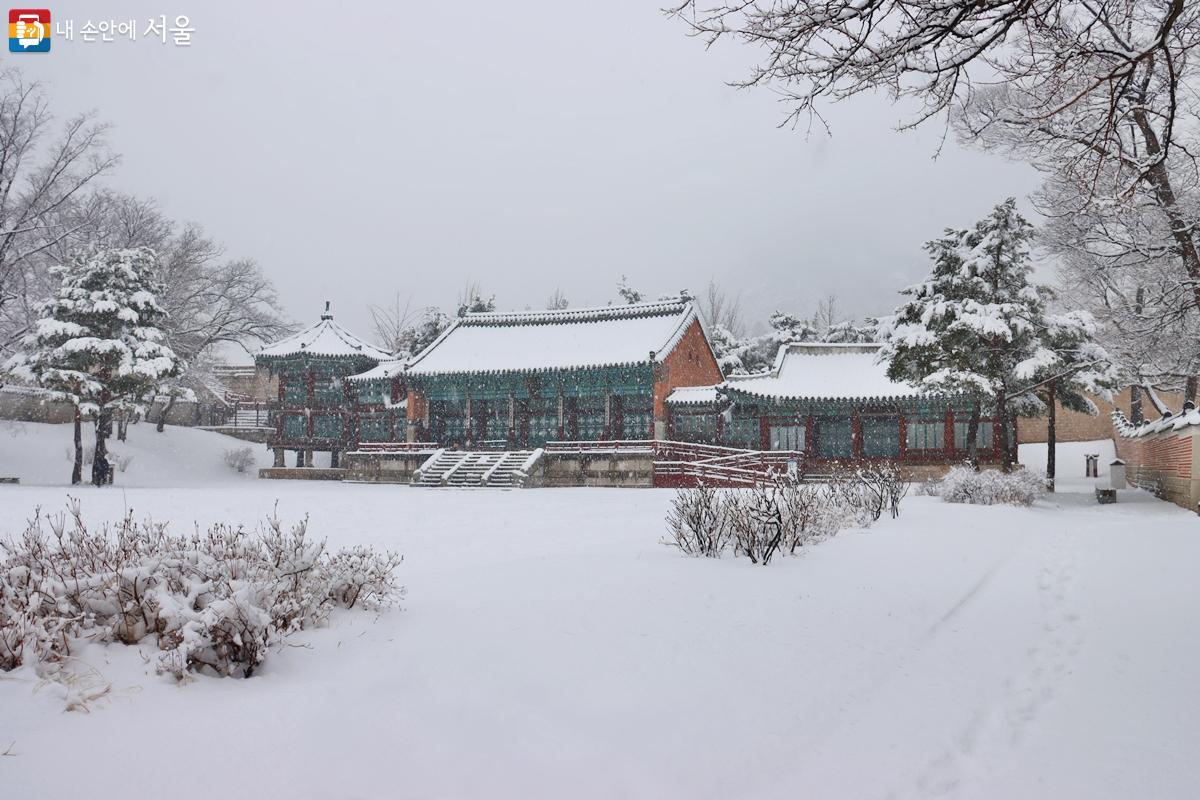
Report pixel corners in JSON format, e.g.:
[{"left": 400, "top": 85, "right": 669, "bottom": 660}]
[
  {"left": 258, "top": 467, "right": 347, "bottom": 481},
  {"left": 898, "top": 464, "right": 957, "bottom": 483},
  {"left": 342, "top": 451, "right": 436, "bottom": 484},
  {"left": 521, "top": 452, "right": 656, "bottom": 488}
]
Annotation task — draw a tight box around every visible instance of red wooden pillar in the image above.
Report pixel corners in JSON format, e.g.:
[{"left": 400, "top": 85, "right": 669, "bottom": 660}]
[
  {"left": 898, "top": 412, "right": 908, "bottom": 461},
  {"left": 851, "top": 409, "right": 863, "bottom": 460},
  {"left": 805, "top": 415, "right": 815, "bottom": 457},
  {"left": 759, "top": 415, "right": 770, "bottom": 451},
  {"left": 944, "top": 409, "right": 955, "bottom": 460}
]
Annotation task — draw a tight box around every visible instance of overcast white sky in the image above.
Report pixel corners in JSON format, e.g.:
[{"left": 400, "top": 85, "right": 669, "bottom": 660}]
[{"left": 18, "top": 0, "right": 1041, "bottom": 348}]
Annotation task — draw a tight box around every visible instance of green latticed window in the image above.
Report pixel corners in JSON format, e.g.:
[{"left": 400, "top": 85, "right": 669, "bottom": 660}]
[
  {"left": 358, "top": 415, "right": 390, "bottom": 442},
  {"left": 576, "top": 395, "right": 606, "bottom": 440},
  {"left": 312, "top": 371, "right": 343, "bottom": 405},
  {"left": 816, "top": 419, "right": 853, "bottom": 459},
  {"left": 356, "top": 382, "right": 386, "bottom": 406},
  {"left": 675, "top": 413, "right": 718, "bottom": 444},
  {"left": 723, "top": 416, "right": 759, "bottom": 449},
  {"left": 432, "top": 399, "right": 466, "bottom": 444},
  {"left": 954, "top": 421, "right": 994, "bottom": 450},
  {"left": 906, "top": 421, "right": 944, "bottom": 451},
  {"left": 861, "top": 417, "right": 900, "bottom": 457},
  {"left": 283, "top": 414, "right": 307, "bottom": 440},
  {"left": 313, "top": 414, "right": 343, "bottom": 439},
  {"left": 524, "top": 397, "right": 559, "bottom": 446},
  {"left": 769, "top": 424, "right": 805, "bottom": 451},
  {"left": 282, "top": 374, "right": 307, "bottom": 404},
  {"left": 619, "top": 394, "right": 653, "bottom": 439}
]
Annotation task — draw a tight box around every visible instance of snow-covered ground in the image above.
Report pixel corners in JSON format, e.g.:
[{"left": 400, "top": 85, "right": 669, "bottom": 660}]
[
  {"left": 0, "top": 418, "right": 263, "bottom": 487},
  {"left": 1, "top": 425, "right": 1198, "bottom": 799}
]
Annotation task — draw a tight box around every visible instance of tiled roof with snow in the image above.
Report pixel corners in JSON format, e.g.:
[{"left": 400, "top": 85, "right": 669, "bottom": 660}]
[
  {"left": 346, "top": 359, "right": 406, "bottom": 383},
  {"left": 1113, "top": 407, "right": 1200, "bottom": 438},
  {"left": 721, "top": 343, "right": 926, "bottom": 402},
  {"left": 666, "top": 385, "right": 723, "bottom": 406},
  {"left": 258, "top": 313, "right": 391, "bottom": 362},
  {"left": 404, "top": 297, "right": 703, "bottom": 377}
]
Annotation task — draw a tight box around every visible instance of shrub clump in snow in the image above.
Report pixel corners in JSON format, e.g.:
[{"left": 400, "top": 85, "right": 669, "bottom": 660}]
[
  {"left": 223, "top": 446, "right": 257, "bottom": 473},
  {"left": 0, "top": 500, "right": 403, "bottom": 679},
  {"left": 936, "top": 466, "right": 1047, "bottom": 506},
  {"left": 666, "top": 465, "right": 907, "bottom": 565}
]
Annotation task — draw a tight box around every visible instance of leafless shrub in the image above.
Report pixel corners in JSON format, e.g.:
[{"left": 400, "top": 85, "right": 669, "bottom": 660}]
[
  {"left": 663, "top": 482, "right": 731, "bottom": 557},
  {"left": 728, "top": 477, "right": 792, "bottom": 565},
  {"left": 0, "top": 500, "right": 404, "bottom": 680},
  {"left": 664, "top": 466, "right": 908, "bottom": 566},
  {"left": 776, "top": 478, "right": 826, "bottom": 554},
  {"left": 223, "top": 446, "right": 257, "bottom": 473},
  {"left": 854, "top": 462, "right": 909, "bottom": 520}
]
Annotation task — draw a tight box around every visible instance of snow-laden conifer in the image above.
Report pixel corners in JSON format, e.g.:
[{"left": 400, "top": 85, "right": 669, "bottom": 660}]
[
  {"left": 6, "top": 247, "right": 182, "bottom": 485},
  {"left": 878, "top": 199, "right": 1042, "bottom": 470}
]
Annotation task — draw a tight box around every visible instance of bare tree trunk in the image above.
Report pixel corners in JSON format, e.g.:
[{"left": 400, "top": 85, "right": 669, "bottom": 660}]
[
  {"left": 1186, "top": 376, "right": 1197, "bottom": 407},
  {"left": 965, "top": 398, "right": 981, "bottom": 471},
  {"left": 1046, "top": 383, "right": 1056, "bottom": 492},
  {"left": 1130, "top": 385, "right": 1144, "bottom": 425},
  {"left": 156, "top": 393, "right": 178, "bottom": 433},
  {"left": 1132, "top": 111, "right": 1200, "bottom": 314},
  {"left": 71, "top": 406, "right": 82, "bottom": 486},
  {"left": 996, "top": 386, "right": 1012, "bottom": 473},
  {"left": 92, "top": 406, "right": 112, "bottom": 486}
]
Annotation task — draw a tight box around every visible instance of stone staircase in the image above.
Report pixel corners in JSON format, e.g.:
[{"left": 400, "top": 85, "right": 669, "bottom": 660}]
[{"left": 413, "top": 450, "right": 537, "bottom": 488}]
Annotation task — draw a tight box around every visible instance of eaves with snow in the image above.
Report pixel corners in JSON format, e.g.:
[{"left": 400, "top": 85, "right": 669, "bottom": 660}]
[
  {"left": 719, "top": 343, "right": 928, "bottom": 403},
  {"left": 1112, "top": 407, "right": 1200, "bottom": 439},
  {"left": 257, "top": 307, "right": 392, "bottom": 363},
  {"left": 401, "top": 296, "right": 705, "bottom": 378}
]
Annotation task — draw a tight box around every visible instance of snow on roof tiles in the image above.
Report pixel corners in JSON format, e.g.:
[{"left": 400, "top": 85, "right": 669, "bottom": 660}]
[
  {"left": 404, "top": 297, "right": 701, "bottom": 377},
  {"left": 258, "top": 312, "right": 391, "bottom": 362},
  {"left": 666, "top": 385, "right": 723, "bottom": 405},
  {"left": 346, "top": 359, "right": 405, "bottom": 383},
  {"left": 721, "top": 343, "right": 924, "bottom": 401},
  {"left": 1113, "top": 407, "right": 1200, "bottom": 438}
]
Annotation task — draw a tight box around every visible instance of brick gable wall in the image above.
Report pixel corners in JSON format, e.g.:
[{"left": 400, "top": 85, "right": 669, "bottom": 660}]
[{"left": 653, "top": 320, "right": 723, "bottom": 422}]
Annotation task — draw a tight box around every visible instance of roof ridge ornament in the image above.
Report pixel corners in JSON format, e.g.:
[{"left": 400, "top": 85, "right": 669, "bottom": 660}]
[{"left": 321, "top": 300, "right": 333, "bottom": 321}]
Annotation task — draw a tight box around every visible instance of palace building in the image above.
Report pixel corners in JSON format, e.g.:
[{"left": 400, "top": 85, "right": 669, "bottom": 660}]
[
  {"left": 668, "top": 342, "right": 1010, "bottom": 477},
  {"left": 354, "top": 296, "right": 722, "bottom": 449},
  {"left": 255, "top": 298, "right": 1005, "bottom": 484},
  {"left": 256, "top": 303, "right": 391, "bottom": 468}
]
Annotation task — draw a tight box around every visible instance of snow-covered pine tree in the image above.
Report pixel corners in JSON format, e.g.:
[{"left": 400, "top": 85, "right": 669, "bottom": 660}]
[
  {"left": 821, "top": 318, "right": 877, "bottom": 343},
  {"left": 616, "top": 275, "right": 643, "bottom": 305},
  {"left": 1013, "top": 307, "right": 1117, "bottom": 489},
  {"left": 878, "top": 199, "right": 1041, "bottom": 471},
  {"left": 456, "top": 292, "right": 495, "bottom": 317},
  {"left": 7, "top": 246, "right": 183, "bottom": 485},
  {"left": 707, "top": 323, "right": 749, "bottom": 375}
]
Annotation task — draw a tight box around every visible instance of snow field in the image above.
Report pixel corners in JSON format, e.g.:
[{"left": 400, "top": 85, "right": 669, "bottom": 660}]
[{"left": 0, "top": 425, "right": 1196, "bottom": 799}]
